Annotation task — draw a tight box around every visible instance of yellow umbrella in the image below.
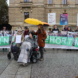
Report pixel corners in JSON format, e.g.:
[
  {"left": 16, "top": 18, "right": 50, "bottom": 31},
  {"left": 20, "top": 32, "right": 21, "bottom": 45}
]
[
  {"left": 42, "top": 22, "right": 50, "bottom": 27},
  {"left": 24, "top": 18, "right": 43, "bottom": 25}
]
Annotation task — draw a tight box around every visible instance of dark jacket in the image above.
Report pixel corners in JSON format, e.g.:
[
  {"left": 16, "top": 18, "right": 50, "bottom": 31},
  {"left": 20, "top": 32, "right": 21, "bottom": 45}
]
[
  {"left": 52, "top": 28, "right": 59, "bottom": 33},
  {"left": 24, "top": 30, "right": 29, "bottom": 37},
  {"left": 63, "top": 28, "right": 68, "bottom": 31}
]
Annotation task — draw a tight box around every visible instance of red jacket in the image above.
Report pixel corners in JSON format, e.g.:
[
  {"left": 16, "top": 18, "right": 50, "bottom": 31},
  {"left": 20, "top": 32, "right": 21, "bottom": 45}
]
[
  {"left": 24, "top": 30, "right": 29, "bottom": 37},
  {"left": 36, "top": 29, "right": 47, "bottom": 47}
]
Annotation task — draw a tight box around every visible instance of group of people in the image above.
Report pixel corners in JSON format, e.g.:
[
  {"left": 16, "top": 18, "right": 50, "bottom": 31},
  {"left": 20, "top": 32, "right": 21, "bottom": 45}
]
[
  {"left": 48, "top": 25, "right": 78, "bottom": 33},
  {"left": 3, "top": 24, "right": 47, "bottom": 61},
  {"left": 23, "top": 24, "right": 47, "bottom": 61}
]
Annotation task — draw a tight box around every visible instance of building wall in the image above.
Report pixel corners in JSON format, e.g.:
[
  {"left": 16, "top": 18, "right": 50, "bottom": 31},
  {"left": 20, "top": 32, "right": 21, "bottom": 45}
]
[{"left": 9, "top": 0, "right": 78, "bottom": 30}]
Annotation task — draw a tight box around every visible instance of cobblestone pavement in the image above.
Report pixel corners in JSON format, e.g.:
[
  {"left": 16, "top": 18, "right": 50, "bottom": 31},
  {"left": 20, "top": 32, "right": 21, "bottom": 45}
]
[{"left": 0, "top": 49, "right": 78, "bottom": 78}]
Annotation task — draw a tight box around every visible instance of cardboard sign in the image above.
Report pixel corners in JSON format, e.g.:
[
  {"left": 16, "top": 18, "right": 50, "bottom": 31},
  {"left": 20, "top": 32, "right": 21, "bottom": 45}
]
[{"left": 15, "top": 35, "right": 22, "bottom": 43}]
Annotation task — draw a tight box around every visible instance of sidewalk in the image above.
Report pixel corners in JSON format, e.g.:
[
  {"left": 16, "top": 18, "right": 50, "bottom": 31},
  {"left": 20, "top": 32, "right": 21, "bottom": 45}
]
[{"left": 0, "top": 49, "right": 78, "bottom": 78}]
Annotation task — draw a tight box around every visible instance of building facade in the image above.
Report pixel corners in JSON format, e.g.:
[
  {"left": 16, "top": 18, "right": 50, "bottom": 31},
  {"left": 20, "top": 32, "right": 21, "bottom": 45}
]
[{"left": 9, "top": 0, "right": 78, "bottom": 30}]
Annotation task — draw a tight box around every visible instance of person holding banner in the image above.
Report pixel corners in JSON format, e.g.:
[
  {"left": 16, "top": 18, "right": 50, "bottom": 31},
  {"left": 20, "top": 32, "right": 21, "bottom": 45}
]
[
  {"left": 35, "top": 24, "right": 47, "bottom": 61},
  {"left": 12, "top": 29, "right": 24, "bottom": 48},
  {"left": 62, "top": 25, "right": 69, "bottom": 31},
  {"left": 68, "top": 27, "right": 72, "bottom": 32},
  {"left": 52, "top": 25, "right": 59, "bottom": 33},
  {"left": 2, "top": 26, "right": 8, "bottom": 51},
  {"left": 75, "top": 26, "right": 78, "bottom": 32}
]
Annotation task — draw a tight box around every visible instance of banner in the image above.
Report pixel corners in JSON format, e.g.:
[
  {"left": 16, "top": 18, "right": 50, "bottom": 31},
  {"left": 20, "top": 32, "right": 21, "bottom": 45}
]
[
  {"left": 0, "top": 36, "right": 9, "bottom": 46},
  {"left": 60, "top": 14, "right": 68, "bottom": 25},
  {"left": 45, "top": 36, "right": 50, "bottom": 43},
  {"left": 48, "top": 13, "right": 56, "bottom": 25},
  {"left": 45, "top": 36, "right": 78, "bottom": 47}
]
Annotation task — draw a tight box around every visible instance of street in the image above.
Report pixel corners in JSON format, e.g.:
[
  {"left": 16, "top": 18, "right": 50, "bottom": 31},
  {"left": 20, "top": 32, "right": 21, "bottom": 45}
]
[{"left": 0, "top": 49, "right": 78, "bottom": 78}]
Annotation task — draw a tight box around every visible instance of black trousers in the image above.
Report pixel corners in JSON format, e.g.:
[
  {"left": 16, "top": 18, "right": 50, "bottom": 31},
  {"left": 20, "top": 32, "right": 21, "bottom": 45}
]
[{"left": 39, "top": 47, "right": 44, "bottom": 59}]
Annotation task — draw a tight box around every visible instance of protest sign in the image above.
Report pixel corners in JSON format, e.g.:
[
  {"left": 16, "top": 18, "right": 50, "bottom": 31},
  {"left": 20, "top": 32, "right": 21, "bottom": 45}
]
[{"left": 15, "top": 35, "right": 22, "bottom": 43}]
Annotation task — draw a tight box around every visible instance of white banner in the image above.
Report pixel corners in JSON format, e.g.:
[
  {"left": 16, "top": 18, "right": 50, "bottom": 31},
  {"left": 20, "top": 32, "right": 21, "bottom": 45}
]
[
  {"left": 48, "top": 13, "right": 56, "bottom": 25},
  {"left": 45, "top": 44, "right": 78, "bottom": 49}
]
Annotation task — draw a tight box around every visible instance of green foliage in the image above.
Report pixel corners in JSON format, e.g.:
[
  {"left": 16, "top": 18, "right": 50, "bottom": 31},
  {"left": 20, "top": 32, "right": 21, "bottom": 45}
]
[{"left": 0, "top": 0, "right": 8, "bottom": 24}]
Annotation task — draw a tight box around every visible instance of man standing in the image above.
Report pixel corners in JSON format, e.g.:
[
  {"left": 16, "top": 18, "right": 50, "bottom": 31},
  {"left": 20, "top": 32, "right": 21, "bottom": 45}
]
[{"left": 23, "top": 26, "right": 29, "bottom": 37}]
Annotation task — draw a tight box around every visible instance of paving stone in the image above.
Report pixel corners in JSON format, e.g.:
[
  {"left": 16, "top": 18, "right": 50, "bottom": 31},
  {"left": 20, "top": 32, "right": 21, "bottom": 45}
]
[
  {"left": 1, "top": 60, "right": 19, "bottom": 75},
  {"left": 0, "top": 52, "right": 11, "bottom": 75},
  {"left": 17, "top": 65, "right": 31, "bottom": 75},
  {"left": 15, "top": 74, "right": 30, "bottom": 78},
  {"left": 1, "top": 50, "right": 78, "bottom": 78},
  {"left": 31, "top": 50, "right": 78, "bottom": 78},
  {"left": 0, "top": 75, "right": 15, "bottom": 78}
]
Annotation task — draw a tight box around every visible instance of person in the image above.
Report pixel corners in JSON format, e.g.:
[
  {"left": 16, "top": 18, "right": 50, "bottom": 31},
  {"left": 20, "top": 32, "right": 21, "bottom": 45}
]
[
  {"left": 12, "top": 29, "right": 24, "bottom": 47},
  {"left": 3, "top": 26, "right": 6, "bottom": 30},
  {"left": 25, "top": 31, "right": 38, "bottom": 48},
  {"left": 75, "top": 26, "right": 78, "bottom": 32},
  {"left": 17, "top": 31, "right": 38, "bottom": 64},
  {"left": 51, "top": 25, "right": 59, "bottom": 33},
  {"left": 15, "top": 29, "right": 24, "bottom": 44},
  {"left": 2, "top": 26, "right": 7, "bottom": 36},
  {"left": 48, "top": 28, "right": 52, "bottom": 33},
  {"left": 68, "top": 27, "right": 72, "bottom": 32},
  {"left": 35, "top": 24, "right": 47, "bottom": 61},
  {"left": 62, "top": 25, "right": 68, "bottom": 31},
  {"left": 2, "top": 26, "right": 7, "bottom": 51},
  {"left": 11, "top": 29, "right": 24, "bottom": 60},
  {"left": 23, "top": 26, "right": 29, "bottom": 37}
]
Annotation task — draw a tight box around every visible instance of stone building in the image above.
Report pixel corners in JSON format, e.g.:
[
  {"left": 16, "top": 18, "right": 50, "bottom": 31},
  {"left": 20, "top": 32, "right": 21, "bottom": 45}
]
[{"left": 9, "top": 0, "right": 78, "bottom": 30}]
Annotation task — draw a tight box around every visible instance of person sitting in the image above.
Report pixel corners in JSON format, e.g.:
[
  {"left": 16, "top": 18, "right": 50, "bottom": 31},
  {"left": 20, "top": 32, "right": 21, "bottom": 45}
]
[
  {"left": 25, "top": 31, "right": 38, "bottom": 48},
  {"left": 17, "top": 31, "right": 38, "bottom": 64},
  {"left": 51, "top": 25, "right": 59, "bottom": 33}
]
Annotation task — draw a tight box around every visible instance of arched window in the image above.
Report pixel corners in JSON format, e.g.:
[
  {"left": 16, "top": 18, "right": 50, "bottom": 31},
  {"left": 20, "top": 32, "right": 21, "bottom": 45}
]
[
  {"left": 62, "top": 0, "right": 67, "bottom": 4},
  {"left": 47, "top": 0, "right": 53, "bottom": 4}
]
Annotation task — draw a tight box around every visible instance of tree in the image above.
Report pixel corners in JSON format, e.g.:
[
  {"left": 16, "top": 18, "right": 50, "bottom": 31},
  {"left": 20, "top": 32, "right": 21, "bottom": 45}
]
[{"left": 0, "top": 0, "right": 8, "bottom": 24}]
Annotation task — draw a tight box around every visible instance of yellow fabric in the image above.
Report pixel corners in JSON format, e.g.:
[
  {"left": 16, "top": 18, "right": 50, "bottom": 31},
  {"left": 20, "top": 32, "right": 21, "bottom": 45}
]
[
  {"left": 42, "top": 22, "right": 50, "bottom": 25},
  {"left": 24, "top": 18, "right": 44, "bottom": 25}
]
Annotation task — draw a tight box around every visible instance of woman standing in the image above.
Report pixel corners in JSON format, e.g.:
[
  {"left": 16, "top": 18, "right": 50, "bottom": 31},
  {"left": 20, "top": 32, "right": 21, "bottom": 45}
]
[{"left": 35, "top": 24, "right": 47, "bottom": 61}]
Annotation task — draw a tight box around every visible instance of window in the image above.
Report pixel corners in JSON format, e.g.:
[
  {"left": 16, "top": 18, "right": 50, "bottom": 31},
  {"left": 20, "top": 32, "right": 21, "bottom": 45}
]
[
  {"left": 47, "top": 0, "right": 52, "bottom": 4},
  {"left": 10, "top": 0, "right": 14, "bottom": 3},
  {"left": 62, "top": 0, "right": 67, "bottom": 4},
  {"left": 24, "top": 12, "right": 29, "bottom": 19},
  {"left": 24, "top": 0, "right": 29, "bottom": 2},
  {"left": 76, "top": 0, "right": 78, "bottom": 4}
]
